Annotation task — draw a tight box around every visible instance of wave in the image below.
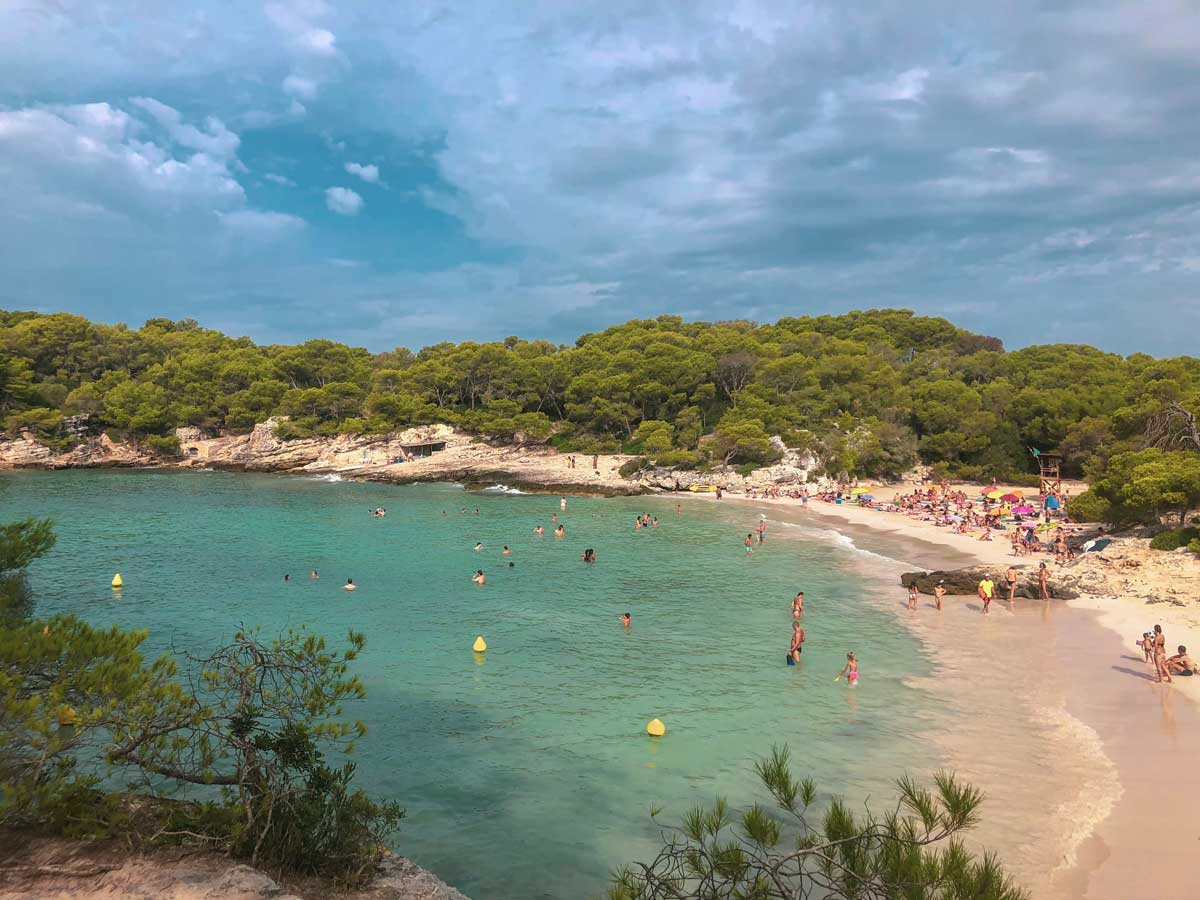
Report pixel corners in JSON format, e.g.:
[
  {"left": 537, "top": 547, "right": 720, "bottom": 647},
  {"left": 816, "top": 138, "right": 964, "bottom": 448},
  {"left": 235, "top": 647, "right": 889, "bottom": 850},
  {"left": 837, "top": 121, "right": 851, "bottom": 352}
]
[
  {"left": 778, "top": 520, "right": 915, "bottom": 568},
  {"left": 303, "top": 473, "right": 347, "bottom": 483},
  {"left": 479, "top": 483, "right": 527, "bottom": 495}
]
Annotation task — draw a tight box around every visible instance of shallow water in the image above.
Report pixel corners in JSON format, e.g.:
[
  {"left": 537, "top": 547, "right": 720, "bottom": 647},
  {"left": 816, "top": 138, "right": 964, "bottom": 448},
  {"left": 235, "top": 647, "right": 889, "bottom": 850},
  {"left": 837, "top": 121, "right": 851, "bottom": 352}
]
[{"left": 6, "top": 470, "right": 953, "bottom": 899}]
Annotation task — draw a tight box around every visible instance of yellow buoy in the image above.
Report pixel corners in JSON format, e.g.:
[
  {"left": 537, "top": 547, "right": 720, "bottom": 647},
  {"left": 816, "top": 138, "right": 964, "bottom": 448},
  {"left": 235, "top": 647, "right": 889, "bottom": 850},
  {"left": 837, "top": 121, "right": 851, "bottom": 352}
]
[
  {"left": 472, "top": 636, "right": 487, "bottom": 652},
  {"left": 58, "top": 706, "right": 77, "bottom": 727},
  {"left": 646, "top": 718, "right": 666, "bottom": 737},
  {"left": 111, "top": 573, "right": 123, "bottom": 588}
]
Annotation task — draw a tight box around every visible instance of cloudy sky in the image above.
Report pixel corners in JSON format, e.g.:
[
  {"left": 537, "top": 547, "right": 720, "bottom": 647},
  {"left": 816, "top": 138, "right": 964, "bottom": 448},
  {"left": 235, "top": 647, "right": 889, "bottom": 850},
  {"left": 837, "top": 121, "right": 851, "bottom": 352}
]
[{"left": 2, "top": 1, "right": 1198, "bottom": 354}]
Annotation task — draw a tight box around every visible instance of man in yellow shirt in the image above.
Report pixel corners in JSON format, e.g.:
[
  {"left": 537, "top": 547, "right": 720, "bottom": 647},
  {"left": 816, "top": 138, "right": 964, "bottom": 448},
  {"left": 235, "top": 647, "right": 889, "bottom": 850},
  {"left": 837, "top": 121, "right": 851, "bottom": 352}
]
[{"left": 977, "top": 576, "right": 995, "bottom": 614}]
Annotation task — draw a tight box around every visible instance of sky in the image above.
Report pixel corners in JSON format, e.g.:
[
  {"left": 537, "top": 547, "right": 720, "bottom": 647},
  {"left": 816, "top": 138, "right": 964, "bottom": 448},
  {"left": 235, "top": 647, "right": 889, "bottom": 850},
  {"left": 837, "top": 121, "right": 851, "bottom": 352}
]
[{"left": 1, "top": 1, "right": 1198, "bottom": 355}]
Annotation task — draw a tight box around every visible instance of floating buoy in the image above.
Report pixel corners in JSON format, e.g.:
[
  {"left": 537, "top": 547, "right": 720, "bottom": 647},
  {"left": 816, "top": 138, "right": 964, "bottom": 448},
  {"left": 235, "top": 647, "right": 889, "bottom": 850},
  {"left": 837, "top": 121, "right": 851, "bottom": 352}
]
[
  {"left": 472, "top": 636, "right": 487, "bottom": 652},
  {"left": 111, "top": 574, "right": 123, "bottom": 588},
  {"left": 58, "top": 706, "right": 77, "bottom": 727},
  {"left": 646, "top": 718, "right": 666, "bottom": 737}
]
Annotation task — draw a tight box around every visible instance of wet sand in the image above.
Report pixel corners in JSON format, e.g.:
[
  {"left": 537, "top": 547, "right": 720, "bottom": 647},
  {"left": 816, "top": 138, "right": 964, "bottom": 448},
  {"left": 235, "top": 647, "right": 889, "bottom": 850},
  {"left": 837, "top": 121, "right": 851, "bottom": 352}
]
[{"left": 714, "top": 494, "right": 1199, "bottom": 900}]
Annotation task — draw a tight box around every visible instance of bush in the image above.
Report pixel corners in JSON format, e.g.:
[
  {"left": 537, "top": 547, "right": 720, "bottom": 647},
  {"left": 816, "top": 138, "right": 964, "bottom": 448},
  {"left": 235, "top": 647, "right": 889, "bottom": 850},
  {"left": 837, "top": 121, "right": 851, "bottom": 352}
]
[
  {"left": 1188, "top": 538, "right": 1200, "bottom": 555},
  {"left": 1149, "top": 527, "right": 1200, "bottom": 551},
  {"left": 1066, "top": 489, "right": 1111, "bottom": 524},
  {"left": 651, "top": 449, "right": 701, "bottom": 469},
  {"left": 142, "top": 434, "right": 181, "bottom": 457}
]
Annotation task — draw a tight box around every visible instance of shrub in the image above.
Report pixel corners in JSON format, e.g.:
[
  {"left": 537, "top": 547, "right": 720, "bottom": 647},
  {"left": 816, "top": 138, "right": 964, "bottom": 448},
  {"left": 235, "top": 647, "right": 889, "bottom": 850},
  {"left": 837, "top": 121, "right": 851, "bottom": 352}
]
[
  {"left": 1066, "top": 489, "right": 1111, "bottom": 524},
  {"left": 651, "top": 449, "right": 701, "bottom": 469},
  {"left": 142, "top": 434, "right": 180, "bottom": 457},
  {"left": 1149, "top": 527, "right": 1200, "bottom": 551}
]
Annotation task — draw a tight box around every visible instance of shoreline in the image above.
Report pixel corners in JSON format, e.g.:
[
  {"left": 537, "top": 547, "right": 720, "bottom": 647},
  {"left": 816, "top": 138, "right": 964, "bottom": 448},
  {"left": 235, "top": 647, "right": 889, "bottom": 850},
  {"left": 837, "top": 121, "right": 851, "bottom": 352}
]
[{"left": 710, "top": 490, "right": 1198, "bottom": 900}]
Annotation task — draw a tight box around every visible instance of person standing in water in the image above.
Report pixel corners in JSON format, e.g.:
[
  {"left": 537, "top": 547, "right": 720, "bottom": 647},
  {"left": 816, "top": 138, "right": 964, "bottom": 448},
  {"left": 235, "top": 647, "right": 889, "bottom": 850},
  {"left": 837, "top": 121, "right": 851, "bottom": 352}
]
[
  {"left": 791, "top": 592, "right": 804, "bottom": 617},
  {"left": 619, "top": 612, "right": 631, "bottom": 628},
  {"left": 933, "top": 580, "right": 945, "bottom": 611},
  {"left": 977, "top": 576, "right": 995, "bottom": 614},
  {"left": 1006, "top": 565, "right": 1020, "bottom": 602},
  {"left": 502, "top": 546, "right": 511, "bottom": 556},
  {"left": 1153, "top": 624, "right": 1172, "bottom": 683},
  {"left": 534, "top": 525, "right": 544, "bottom": 536},
  {"left": 789, "top": 621, "right": 805, "bottom": 663},
  {"left": 907, "top": 584, "right": 919, "bottom": 610},
  {"left": 756, "top": 518, "right": 767, "bottom": 543},
  {"left": 835, "top": 652, "right": 858, "bottom": 685},
  {"left": 344, "top": 578, "right": 356, "bottom": 592},
  {"left": 1038, "top": 563, "right": 1050, "bottom": 601},
  {"left": 311, "top": 570, "right": 319, "bottom": 580},
  {"left": 555, "top": 525, "right": 565, "bottom": 538},
  {"left": 472, "top": 570, "right": 486, "bottom": 585}
]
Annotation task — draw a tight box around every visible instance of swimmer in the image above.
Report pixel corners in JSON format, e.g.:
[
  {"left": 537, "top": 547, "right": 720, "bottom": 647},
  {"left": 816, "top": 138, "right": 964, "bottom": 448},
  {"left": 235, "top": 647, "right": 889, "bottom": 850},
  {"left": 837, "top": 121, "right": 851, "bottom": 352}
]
[
  {"left": 933, "top": 580, "right": 945, "bottom": 611},
  {"left": 555, "top": 525, "right": 564, "bottom": 538},
  {"left": 652, "top": 517, "right": 659, "bottom": 527},
  {"left": 474, "top": 542, "right": 483, "bottom": 552},
  {"left": 472, "top": 570, "right": 486, "bottom": 585},
  {"left": 344, "top": 578, "right": 356, "bottom": 592},
  {"left": 619, "top": 612, "right": 631, "bottom": 628},
  {"left": 534, "top": 525, "right": 544, "bottom": 536},
  {"left": 551, "top": 513, "right": 557, "bottom": 524},
  {"left": 503, "top": 546, "right": 511, "bottom": 556},
  {"left": 284, "top": 574, "right": 290, "bottom": 582},
  {"left": 560, "top": 496, "right": 567, "bottom": 510},
  {"left": 834, "top": 652, "right": 858, "bottom": 685},
  {"left": 508, "top": 561, "right": 514, "bottom": 568},
  {"left": 792, "top": 592, "right": 804, "bottom": 617},
  {"left": 907, "top": 584, "right": 919, "bottom": 610},
  {"left": 789, "top": 621, "right": 805, "bottom": 663},
  {"left": 311, "top": 570, "right": 319, "bottom": 580},
  {"left": 635, "top": 518, "right": 642, "bottom": 530}
]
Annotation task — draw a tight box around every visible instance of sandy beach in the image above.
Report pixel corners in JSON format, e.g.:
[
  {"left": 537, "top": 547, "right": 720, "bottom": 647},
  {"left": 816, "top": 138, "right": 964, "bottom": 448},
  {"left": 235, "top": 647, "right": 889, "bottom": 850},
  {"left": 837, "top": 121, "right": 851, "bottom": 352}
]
[{"left": 705, "top": 488, "right": 1199, "bottom": 900}]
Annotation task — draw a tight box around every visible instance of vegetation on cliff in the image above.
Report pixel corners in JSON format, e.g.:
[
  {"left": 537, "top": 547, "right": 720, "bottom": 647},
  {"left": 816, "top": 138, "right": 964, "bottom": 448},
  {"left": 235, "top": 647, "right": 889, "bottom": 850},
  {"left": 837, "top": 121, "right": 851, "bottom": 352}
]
[{"left": 2, "top": 308, "right": 1199, "bottom": 517}]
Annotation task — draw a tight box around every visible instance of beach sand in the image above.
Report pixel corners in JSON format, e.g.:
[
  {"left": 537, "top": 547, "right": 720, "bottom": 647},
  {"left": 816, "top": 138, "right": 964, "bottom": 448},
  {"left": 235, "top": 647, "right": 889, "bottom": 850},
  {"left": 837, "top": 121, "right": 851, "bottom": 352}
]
[{"left": 705, "top": 490, "right": 1199, "bottom": 900}]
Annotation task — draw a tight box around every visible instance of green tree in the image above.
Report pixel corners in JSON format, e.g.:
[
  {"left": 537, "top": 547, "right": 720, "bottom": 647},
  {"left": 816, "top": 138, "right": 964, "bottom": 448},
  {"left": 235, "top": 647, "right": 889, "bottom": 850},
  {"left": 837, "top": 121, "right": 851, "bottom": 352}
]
[
  {"left": 610, "top": 745, "right": 1025, "bottom": 900},
  {"left": 1087, "top": 449, "right": 1200, "bottom": 525}
]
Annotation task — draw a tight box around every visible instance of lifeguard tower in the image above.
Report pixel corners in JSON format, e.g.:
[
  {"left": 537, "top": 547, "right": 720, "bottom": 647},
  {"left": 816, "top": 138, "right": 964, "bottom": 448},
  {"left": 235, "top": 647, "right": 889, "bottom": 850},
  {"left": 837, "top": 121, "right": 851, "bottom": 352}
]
[{"left": 1033, "top": 450, "right": 1062, "bottom": 498}]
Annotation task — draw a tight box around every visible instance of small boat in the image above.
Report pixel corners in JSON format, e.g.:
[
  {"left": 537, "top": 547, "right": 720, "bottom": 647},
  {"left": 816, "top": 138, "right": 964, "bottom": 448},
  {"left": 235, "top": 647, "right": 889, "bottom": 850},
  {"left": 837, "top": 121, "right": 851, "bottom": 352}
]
[{"left": 688, "top": 484, "right": 718, "bottom": 493}]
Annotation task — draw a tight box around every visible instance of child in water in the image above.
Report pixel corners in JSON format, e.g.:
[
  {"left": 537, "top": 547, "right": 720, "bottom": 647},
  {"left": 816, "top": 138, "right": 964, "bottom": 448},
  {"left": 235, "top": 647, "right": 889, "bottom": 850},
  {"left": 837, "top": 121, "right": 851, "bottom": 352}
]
[{"left": 835, "top": 653, "right": 858, "bottom": 686}]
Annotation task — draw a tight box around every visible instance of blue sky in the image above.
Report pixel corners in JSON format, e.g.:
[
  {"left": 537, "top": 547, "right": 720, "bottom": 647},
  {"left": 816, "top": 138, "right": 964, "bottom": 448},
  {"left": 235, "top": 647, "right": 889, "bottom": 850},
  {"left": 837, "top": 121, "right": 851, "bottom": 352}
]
[{"left": 2, "top": 2, "right": 1198, "bottom": 354}]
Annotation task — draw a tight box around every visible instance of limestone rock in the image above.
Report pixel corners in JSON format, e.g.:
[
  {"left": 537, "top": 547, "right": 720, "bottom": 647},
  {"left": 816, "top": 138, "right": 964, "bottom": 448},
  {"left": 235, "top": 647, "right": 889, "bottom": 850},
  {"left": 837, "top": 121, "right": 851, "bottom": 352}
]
[{"left": 900, "top": 566, "right": 1079, "bottom": 600}]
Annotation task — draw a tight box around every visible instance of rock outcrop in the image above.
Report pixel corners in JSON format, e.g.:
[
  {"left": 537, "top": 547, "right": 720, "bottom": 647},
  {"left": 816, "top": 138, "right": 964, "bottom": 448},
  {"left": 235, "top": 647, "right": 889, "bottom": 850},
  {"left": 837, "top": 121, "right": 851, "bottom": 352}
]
[
  {"left": 0, "top": 837, "right": 469, "bottom": 900},
  {"left": 901, "top": 566, "right": 1080, "bottom": 600}
]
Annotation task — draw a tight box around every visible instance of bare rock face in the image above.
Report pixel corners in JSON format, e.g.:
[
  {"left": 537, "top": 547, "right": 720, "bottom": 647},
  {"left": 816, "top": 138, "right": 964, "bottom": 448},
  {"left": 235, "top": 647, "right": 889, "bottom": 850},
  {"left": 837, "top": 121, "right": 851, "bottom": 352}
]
[
  {"left": 0, "top": 433, "right": 56, "bottom": 466},
  {"left": 900, "top": 566, "right": 1079, "bottom": 600}
]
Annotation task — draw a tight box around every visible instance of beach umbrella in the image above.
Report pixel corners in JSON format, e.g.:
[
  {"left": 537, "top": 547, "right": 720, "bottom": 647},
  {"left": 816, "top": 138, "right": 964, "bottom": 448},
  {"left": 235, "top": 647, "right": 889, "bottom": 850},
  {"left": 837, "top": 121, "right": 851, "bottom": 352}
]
[
  {"left": 1000, "top": 492, "right": 1022, "bottom": 502},
  {"left": 1012, "top": 504, "right": 1034, "bottom": 514},
  {"left": 984, "top": 489, "right": 1003, "bottom": 499},
  {"left": 849, "top": 487, "right": 872, "bottom": 495}
]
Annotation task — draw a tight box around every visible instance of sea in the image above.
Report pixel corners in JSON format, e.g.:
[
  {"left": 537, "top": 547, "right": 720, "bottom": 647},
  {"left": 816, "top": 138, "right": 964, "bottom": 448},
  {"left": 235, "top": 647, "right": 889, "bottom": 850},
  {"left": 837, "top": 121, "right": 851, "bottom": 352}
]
[{"left": 1, "top": 469, "right": 1108, "bottom": 899}]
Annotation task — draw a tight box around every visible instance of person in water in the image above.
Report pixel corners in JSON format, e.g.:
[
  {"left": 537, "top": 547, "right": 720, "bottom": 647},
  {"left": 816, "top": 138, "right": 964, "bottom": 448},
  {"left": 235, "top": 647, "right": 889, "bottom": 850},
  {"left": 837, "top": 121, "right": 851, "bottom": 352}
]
[
  {"left": 344, "top": 578, "right": 356, "bottom": 592},
  {"left": 534, "top": 525, "right": 544, "bottom": 535},
  {"left": 652, "top": 517, "right": 659, "bottom": 527},
  {"left": 1153, "top": 624, "right": 1171, "bottom": 683},
  {"left": 555, "top": 525, "right": 565, "bottom": 538},
  {"left": 472, "top": 570, "right": 486, "bottom": 584},
  {"left": 792, "top": 591, "right": 804, "bottom": 617},
  {"left": 933, "top": 580, "right": 945, "bottom": 611},
  {"left": 1038, "top": 562, "right": 1050, "bottom": 601},
  {"left": 474, "top": 542, "right": 483, "bottom": 552},
  {"left": 1005, "top": 565, "right": 1019, "bottom": 602},
  {"left": 619, "top": 612, "right": 631, "bottom": 628},
  {"left": 581, "top": 548, "right": 596, "bottom": 562},
  {"left": 311, "top": 569, "right": 319, "bottom": 580},
  {"left": 789, "top": 621, "right": 805, "bottom": 663},
  {"left": 835, "top": 652, "right": 859, "bottom": 685},
  {"left": 744, "top": 533, "right": 754, "bottom": 553},
  {"left": 907, "top": 584, "right": 919, "bottom": 610},
  {"left": 503, "top": 546, "right": 511, "bottom": 556},
  {"left": 284, "top": 574, "right": 290, "bottom": 582}
]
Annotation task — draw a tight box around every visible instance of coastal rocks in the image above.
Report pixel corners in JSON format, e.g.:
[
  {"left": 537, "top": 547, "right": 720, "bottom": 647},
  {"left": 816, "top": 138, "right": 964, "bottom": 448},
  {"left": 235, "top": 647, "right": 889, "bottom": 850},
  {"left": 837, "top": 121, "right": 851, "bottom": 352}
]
[
  {"left": 900, "top": 566, "right": 1080, "bottom": 600},
  {"left": 0, "top": 838, "right": 469, "bottom": 900},
  {"left": 0, "top": 432, "right": 56, "bottom": 467}
]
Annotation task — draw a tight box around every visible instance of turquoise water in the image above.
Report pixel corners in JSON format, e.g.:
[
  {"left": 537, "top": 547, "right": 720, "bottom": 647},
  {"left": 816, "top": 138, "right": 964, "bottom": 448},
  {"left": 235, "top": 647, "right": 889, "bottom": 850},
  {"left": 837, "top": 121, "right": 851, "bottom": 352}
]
[{"left": 3, "top": 470, "right": 942, "bottom": 899}]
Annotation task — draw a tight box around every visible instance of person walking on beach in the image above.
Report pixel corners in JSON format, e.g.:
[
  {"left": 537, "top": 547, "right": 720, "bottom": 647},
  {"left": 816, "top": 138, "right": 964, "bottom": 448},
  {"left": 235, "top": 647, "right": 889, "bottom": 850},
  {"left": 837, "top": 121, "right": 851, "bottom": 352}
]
[
  {"left": 1006, "top": 565, "right": 1020, "bottom": 602},
  {"left": 835, "top": 652, "right": 858, "bottom": 685},
  {"left": 1153, "top": 624, "right": 1172, "bottom": 683},
  {"left": 933, "top": 580, "right": 945, "bottom": 611},
  {"left": 977, "top": 575, "right": 995, "bottom": 614},
  {"left": 1038, "top": 562, "right": 1050, "bottom": 601},
  {"left": 789, "top": 621, "right": 805, "bottom": 663},
  {"left": 792, "top": 591, "right": 805, "bottom": 617},
  {"left": 907, "top": 584, "right": 919, "bottom": 610}
]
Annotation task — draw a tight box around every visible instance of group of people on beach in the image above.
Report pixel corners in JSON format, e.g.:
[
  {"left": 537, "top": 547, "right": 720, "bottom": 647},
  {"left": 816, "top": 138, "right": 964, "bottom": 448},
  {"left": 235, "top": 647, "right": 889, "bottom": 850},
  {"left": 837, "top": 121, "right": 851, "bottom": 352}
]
[{"left": 1137, "top": 625, "right": 1196, "bottom": 682}]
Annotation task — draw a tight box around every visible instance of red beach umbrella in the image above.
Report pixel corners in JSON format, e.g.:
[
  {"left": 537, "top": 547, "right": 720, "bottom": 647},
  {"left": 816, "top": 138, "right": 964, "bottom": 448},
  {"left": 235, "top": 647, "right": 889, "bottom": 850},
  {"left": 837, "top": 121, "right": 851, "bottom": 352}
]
[
  {"left": 1011, "top": 504, "right": 1035, "bottom": 514},
  {"left": 1000, "top": 493, "right": 1021, "bottom": 502}
]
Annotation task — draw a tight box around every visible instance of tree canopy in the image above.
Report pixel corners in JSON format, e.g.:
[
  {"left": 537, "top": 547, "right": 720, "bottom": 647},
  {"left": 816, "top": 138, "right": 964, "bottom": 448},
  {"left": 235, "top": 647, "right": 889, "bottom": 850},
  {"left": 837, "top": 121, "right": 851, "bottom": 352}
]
[{"left": 2, "top": 308, "right": 1198, "bottom": 487}]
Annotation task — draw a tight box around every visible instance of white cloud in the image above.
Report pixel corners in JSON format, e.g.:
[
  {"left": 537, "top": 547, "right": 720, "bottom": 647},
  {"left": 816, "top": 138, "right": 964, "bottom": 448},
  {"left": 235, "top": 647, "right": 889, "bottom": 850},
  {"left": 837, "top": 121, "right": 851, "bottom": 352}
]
[
  {"left": 265, "top": 0, "right": 337, "bottom": 58},
  {"left": 344, "top": 162, "right": 379, "bottom": 183},
  {"left": 282, "top": 74, "right": 319, "bottom": 100},
  {"left": 324, "top": 186, "right": 363, "bottom": 215},
  {"left": 264, "top": 173, "right": 296, "bottom": 186},
  {"left": 219, "top": 208, "right": 306, "bottom": 238},
  {"left": 128, "top": 96, "right": 240, "bottom": 159}
]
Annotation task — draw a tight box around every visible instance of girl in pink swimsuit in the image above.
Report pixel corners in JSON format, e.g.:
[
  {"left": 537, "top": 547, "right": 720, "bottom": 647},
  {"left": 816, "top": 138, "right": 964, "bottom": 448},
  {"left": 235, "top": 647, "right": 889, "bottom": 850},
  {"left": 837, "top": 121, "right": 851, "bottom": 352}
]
[{"left": 835, "top": 652, "right": 858, "bottom": 686}]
